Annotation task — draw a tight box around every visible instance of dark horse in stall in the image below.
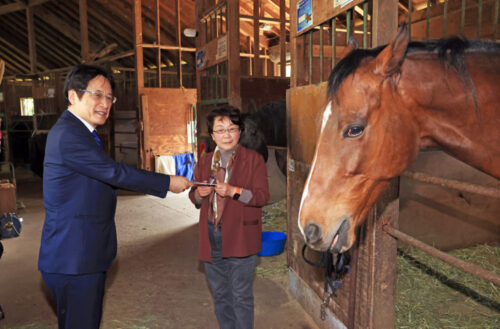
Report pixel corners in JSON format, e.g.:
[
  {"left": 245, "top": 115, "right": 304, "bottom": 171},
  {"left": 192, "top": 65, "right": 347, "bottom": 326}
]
[
  {"left": 239, "top": 99, "right": 287, "bottom": 175},
  {"left": 298, "top": 23, "right": 500, "bottom": 254}
]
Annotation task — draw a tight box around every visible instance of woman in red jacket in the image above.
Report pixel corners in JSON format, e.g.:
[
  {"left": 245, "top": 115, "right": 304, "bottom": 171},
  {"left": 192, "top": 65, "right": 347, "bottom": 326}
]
[{"left": 189, "top": 106, "right": 270, "bottom": 329}]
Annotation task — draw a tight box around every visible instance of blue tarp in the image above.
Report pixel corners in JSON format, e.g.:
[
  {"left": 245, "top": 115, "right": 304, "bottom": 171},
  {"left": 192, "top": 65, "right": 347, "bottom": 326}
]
[{"left": 174, "top": 152, "right": 194, "bottom": 181}]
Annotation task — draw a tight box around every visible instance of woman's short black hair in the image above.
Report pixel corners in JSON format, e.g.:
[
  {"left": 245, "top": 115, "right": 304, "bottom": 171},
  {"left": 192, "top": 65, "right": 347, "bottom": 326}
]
[
  {"left": 207, "top": 105, "right": 244, "bottom": 134},
  {"left": 63, "top": 64, "right": 115, "bottom": 105}
]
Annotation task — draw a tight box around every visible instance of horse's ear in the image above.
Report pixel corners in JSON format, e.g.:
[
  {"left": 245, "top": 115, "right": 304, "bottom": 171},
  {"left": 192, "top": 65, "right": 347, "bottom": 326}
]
[
  {"left": 248, "top": 98, "right": 258, "bottom": 114},
  {"left": 340, "top": 37, "right": 359, "bottom": 59},
  {"left": 374, "top": 22, "right": 409, "bottom": 76}
]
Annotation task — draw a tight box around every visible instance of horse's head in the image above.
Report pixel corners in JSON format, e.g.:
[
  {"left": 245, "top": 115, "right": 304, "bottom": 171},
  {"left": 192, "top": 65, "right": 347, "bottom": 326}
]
[{"left": 298, "top": 24, "right": 421, "bottom": 253}]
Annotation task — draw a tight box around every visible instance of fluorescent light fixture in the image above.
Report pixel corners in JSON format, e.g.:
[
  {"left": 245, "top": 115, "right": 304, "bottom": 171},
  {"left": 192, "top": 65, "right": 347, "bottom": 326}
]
[{"left": 183, "top": 28, "right": 198, "bottom": 38}]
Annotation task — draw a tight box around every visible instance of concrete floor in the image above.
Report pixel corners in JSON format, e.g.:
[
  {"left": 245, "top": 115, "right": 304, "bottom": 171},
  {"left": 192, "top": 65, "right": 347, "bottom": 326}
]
[{"left": 0, "top": 169, "right": 318, "bottom": 329}]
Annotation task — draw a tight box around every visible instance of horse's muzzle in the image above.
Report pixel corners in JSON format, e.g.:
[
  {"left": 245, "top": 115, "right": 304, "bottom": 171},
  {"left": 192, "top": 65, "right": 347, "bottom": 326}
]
[
  {"left": 304, "top": 223, "right": 322, "bottom": 244},
  {"left": 304, "top": 218, "right": 350, "bottom": 252}
]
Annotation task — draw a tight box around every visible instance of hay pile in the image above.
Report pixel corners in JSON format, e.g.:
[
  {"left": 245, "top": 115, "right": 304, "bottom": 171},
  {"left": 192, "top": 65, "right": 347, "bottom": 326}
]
[{"left": 396, "top": 244, "right": 500, "bottom": 328}]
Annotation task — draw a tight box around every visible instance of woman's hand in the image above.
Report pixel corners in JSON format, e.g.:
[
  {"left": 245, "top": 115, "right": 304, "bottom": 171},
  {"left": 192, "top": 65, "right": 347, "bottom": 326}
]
[
  {"left": 215, "top": 180, "right": 236, "bottom": 198},
  {"left": 195, "top": 181, "right": 214, "bottom": 198}
]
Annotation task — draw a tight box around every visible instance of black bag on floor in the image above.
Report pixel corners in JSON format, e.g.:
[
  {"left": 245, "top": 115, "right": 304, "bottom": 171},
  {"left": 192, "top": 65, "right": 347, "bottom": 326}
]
[{"left": 0, "top": 213, "right": 22, "bottom": 240}]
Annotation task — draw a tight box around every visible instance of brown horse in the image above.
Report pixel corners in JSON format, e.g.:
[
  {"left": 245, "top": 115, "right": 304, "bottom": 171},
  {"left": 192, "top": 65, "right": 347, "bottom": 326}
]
[{"left": 298, "top": 23, "right": 500, "bottom": 254}]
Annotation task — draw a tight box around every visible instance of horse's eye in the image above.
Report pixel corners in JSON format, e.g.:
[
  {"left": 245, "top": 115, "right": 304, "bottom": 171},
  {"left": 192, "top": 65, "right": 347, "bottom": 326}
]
[{"left": 343, "top": 125, "right": 364, "bottom": 138}]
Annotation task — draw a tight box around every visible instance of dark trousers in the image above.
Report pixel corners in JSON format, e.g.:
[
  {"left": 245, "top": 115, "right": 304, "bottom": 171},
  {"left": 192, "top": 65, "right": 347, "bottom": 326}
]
[
  {"left": 204, "top": 222, "right": 257, "bottom": 329},
  {"left": 42, "top": 271, "right": 106, "bottom": 329}
]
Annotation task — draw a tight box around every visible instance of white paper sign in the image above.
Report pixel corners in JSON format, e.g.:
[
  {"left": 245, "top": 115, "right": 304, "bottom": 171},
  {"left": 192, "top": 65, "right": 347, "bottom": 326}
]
[{"left": 216, "top": 35, "right": 228, "bottom": 60}]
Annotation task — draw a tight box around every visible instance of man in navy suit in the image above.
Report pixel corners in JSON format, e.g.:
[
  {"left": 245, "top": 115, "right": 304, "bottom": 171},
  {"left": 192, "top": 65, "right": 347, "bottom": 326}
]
[{"left": 38, "top": 64, "right": 193, "bottom": 329}]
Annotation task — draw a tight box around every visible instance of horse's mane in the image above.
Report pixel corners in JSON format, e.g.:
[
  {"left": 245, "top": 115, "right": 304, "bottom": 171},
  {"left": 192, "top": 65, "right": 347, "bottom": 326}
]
[{"left": 327, "top": 37, "right": 500, "bottom": 99}]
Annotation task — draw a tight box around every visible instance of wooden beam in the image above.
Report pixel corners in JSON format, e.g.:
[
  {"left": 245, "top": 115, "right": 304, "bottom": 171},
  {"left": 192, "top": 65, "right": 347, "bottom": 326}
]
[
  {"left": 227, "top": 0, "right": 241, "bottom": 109},
  {"left": 79, "top": 0, "right": 89, "bottom": 62},
  {"left": 290, "top": 0, "right": 297, "bottom": 88},
  {"left": 0, "top": 37, "right": 32, "bottom": 72},
  {"left": 35, "top": 6, "right": 81, "bottom": 45},
  {"left": 279, "top": 0, "right": 286, "bottom": 77},
  {"left": 176, "top": 0, "right": 182, "bottom": 87},
  {"left": 0, "top": 12, "right": 63, "bottom": 71},
  {"left": 372, "top": 0, "right": 398, "bottom": 47},
  {"left": 0, "top": 0, "right": 52, "bottom": 16},
  {"left": 134, "top": 0, "right": 144, "bottom": 89},
  {"left": 253, "top": 0, "right": 261, "bottom": 76},
  {"left": 154, "top": 0, "right": 161, "bottom": 87},
  {"left": 0, "top": 48, "right": 30, "bottom": 74},
  {"left": 26, "top": 5, "right": 37, "bottom": 73},
  {"left": 94, "top": 0, "right": 194, "bottom": 68},
  {"left": 93, "top": 50, "right": 135, "bottom": 64},
  {"left": 34, "top": 24, "right": 81, "bottom": 66}
]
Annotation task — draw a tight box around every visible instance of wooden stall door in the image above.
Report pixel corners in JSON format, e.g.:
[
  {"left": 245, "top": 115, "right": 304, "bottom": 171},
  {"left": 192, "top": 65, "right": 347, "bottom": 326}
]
[{"left": 139, "top": 88, "right": 197, "bottom": 171}]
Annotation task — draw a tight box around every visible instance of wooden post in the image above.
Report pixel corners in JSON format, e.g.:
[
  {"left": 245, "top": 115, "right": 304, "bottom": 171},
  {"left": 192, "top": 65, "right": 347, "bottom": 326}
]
[
  {"left": 280, "top": 0, "right": 286, "bottom": 77},
  {"left": 253, "top": 0, "right": 261, "bottom": 76},
  {"left": 26, "top": 6, "right": 36, "bottom": 73},
  {"left": 176, "top": 0, "right": 183, "bottom": 87},
  {"left": 372, "top": 0, "right": 398, "bottom": 47},
  {"left": 195, "top": 0, "right": 202, "bottom": 106},
  {"left": 133, "top": 0, "right": 145, "bottom": 169},
  {"left": 290, "top": 0, "right": 297, "bottom": 88},
  {"left": 368, "top": 2, "right": 399, "bottom": 328},
  {"left": 227, "top": 0, "right": 241, "bottom": 109},
  {"left": 154, "top": 0, "right": 162, "bottom": 87},
  {"left": 79, "top": 0, "right": 89, "bottom": 63}
]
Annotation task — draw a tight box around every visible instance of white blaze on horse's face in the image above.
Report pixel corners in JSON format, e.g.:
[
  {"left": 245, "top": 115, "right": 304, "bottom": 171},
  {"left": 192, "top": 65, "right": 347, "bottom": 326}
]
[
  {"left": 320, "top": 101, "right": 332, "bottom": 132},
  {"left": 298, "top": 101, "right": 332, "bottom": 236}
]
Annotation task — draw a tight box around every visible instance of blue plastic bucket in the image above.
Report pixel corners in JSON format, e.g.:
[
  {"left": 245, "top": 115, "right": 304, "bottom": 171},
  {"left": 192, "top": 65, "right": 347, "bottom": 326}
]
[{"left": 258, "top": 231, "right": 287, "bottom": 256}]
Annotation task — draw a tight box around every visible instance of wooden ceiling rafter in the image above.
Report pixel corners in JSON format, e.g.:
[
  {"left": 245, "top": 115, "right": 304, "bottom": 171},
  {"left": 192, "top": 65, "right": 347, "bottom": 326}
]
[
  {"left": 0, "top": 0, "right": 52, "bottom": 15},
  {"left": 0, "top": 0, "right": 208, "bottom": 75},
  {"left": 34, "top": 19, "right": 81, "bottom": 66},
  {"left": 95, "top": 0, "right": 195, "bottom": 68},
  {"left": 0, "top": 35, "right": 40, "bottom": 73},
  {"left": 0, "top": 46, "right": 30, "bottom": 75},
  {"left": 2, "top": 9, "right": 80, "bottom": 67}
]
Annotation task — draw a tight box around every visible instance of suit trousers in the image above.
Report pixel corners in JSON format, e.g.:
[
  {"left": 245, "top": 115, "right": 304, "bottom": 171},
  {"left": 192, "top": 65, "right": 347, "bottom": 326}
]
[
  {"left": 42, "top": 271, "right": 106, "bottom": 329},
  {"left": 204, "top": 221, "right": 257, "bottom": 329}
]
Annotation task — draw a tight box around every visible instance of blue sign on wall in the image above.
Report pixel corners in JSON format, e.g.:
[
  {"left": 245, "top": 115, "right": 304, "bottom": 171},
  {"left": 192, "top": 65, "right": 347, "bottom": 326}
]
[
  {"left": 297, "top": 0, "right": 313, "bottom": 33},
  {"left": 196, "top": 50, "right": 205, "bottom": 69}
]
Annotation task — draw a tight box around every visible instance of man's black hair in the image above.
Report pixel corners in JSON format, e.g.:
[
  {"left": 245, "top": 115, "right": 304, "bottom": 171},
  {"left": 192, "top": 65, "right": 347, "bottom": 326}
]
[{"left": 63, "top": 64, "right": 115, "bottom": 105}]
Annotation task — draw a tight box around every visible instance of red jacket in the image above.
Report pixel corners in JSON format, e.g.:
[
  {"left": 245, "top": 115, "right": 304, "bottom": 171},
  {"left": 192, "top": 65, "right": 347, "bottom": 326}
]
[{"left": 189, "top": 146, "right": 270, "bottom": 262}]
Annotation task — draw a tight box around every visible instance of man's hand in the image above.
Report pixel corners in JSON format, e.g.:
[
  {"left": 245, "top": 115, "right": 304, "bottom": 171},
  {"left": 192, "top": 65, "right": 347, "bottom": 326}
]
[
  {"left": 169, "top": 176, "right": 194, "bottom": 193},
  {"left": 195, "top": 181, "right": 214, "bottom": 198}
]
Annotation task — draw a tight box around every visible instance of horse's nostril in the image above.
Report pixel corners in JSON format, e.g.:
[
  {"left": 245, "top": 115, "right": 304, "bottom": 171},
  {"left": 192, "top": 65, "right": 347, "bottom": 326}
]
[{"left": 305, "top": 223, "right": 322, "bottom": 244}]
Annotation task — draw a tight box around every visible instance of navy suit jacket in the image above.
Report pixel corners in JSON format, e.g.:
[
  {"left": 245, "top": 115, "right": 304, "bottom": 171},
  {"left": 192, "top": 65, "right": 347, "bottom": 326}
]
[{"left": 39, "top": 110, "right": 171, "bottom": 275}]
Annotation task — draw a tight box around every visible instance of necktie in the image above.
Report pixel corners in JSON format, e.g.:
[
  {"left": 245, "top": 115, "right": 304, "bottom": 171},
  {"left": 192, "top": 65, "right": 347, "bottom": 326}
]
[{"left": 92, "top": 130, "right": 102, "bottom": 148}]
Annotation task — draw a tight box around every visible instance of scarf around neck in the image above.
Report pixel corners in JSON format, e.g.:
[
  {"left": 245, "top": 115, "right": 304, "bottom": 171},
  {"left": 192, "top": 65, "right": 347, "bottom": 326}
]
[{"left": 208, "top": 145, "right": 238, "bottom": 229}]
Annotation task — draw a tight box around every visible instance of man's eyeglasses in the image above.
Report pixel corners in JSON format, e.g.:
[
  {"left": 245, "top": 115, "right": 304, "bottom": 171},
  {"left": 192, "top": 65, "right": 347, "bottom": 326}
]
[
  {"left": 80, "top": 89, "right": 117, "bottom": 104},
  {"left": 213, "top": 127, "right": 240, "bottom": 135}
]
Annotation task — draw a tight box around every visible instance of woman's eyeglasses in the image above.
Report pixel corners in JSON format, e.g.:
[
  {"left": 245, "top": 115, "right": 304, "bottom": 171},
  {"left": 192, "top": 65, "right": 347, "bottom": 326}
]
[
  {"left": 80, "top": 89, "right": 117, "bottom": 104},
  {"left": 213, "top": 127, "right": 240, "bottom": 135}
]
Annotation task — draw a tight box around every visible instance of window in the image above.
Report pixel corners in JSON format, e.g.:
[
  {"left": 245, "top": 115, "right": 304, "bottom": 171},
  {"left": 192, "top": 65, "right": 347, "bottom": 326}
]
[{"left": 20, "top": 97, "right": 34, "bottom": 116}]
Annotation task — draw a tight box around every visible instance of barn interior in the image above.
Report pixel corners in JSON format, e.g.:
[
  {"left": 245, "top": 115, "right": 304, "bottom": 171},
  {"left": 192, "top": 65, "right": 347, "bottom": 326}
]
[{"left": 0, "top": 0, "right": 499, "bottom": 328}]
